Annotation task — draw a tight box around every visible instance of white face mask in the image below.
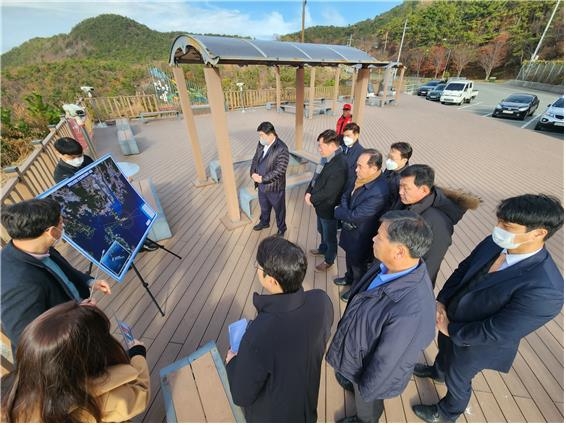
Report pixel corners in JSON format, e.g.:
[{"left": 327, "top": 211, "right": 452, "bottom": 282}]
[
  {"left": 50, "top": 227, "right": 65, "bottom": 246},
  {"left": 259, "top": 138, "right": 269, "bottom": 146},
  {"left": 492, "top": 226, "right": 522, "bottom": 249},
  {"left": 385, "top": 158, "right": 399, "bottom": 171},
  {"left": 63, "top": 156, "right": 84, "bottom": 167},
  {"left": 343, "top": 136, "right": 355, "bottom": 147}
]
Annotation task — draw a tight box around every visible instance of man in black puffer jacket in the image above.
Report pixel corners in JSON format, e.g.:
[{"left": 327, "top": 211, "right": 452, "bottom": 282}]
[{"left": 250, "top": 122, "right": 289, "bottom": 236}]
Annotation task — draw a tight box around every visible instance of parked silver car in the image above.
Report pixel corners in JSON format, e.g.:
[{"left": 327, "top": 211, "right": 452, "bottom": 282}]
[{"left": 535, "top": 96, "right": 564, "bottom": 132}]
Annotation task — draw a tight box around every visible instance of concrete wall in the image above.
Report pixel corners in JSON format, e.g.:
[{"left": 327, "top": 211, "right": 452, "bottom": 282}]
[{"left": 507, "top": 80, "right": 564, "bottom": 95}]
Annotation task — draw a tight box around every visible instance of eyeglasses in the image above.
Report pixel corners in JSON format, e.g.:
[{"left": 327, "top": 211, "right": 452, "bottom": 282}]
[{"left": 253, "top": 261, "right": 264, "bottom": 272}]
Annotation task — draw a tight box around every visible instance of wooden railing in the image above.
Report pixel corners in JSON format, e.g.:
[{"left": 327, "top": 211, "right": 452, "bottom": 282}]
[
  {"left": 0, "top": 119, "right": 94, "bottom": 244},
  {"left": 84, "top": 87, "right": 353, "bottom": 121}
]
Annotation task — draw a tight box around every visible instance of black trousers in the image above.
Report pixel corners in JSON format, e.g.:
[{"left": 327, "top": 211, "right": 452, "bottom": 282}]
[
  {"left": 345, "top": 250, "right": 369, "bottom": 286},
  {"left": 258, "top": 189, "right": 286, "bottom": 232},
  {"left": 434, "top": 333, "right": 483, "bottom": 421}
]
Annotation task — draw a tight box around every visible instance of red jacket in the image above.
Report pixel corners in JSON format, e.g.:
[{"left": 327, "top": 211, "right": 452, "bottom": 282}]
[{"left": 336, "top": 115, "right": 352, "bottom": 135}]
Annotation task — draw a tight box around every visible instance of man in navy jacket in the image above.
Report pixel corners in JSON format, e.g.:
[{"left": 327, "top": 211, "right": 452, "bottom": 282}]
[
  {"left": 412, "top": 194, "right": 564, "bottom": 423},
  {"left": 334, "top": 148, "right": 390, "bottom": 288},
  {"left": 226, "top": 236, "right": 333, "bottom": 422},
  {"left": 327, "top": 210, "right": 436, "bottom": 423}
]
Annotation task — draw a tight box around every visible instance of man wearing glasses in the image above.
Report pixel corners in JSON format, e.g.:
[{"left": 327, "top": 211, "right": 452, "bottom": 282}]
[{"left": 226, "top": 236, "right": 333, "bottom": 422}]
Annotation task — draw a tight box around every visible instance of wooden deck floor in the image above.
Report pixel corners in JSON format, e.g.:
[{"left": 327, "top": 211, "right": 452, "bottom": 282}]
[{"left": 68, "top": 94, "right": 563, "bottom": 422}]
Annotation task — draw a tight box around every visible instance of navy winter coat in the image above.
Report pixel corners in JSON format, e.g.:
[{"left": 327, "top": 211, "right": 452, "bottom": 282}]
[
  {"left": 306, "top": 151, "right": 348, "bottom": 219},
  {"left": 326, "top": 261, "right": 436, "bottom": 401},
  {"left": 335, "top": 174, "right": 390, "bottom": 263}
]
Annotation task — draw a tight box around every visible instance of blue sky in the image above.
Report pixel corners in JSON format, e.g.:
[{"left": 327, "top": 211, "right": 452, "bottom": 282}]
[{"left": 1, "top": 0, "right": 402, "bottom": 53}]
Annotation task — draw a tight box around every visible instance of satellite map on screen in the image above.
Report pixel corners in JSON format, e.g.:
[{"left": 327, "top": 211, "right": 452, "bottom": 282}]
[{"left": 38, "top": 154, "right": 156, "bottom": 281}]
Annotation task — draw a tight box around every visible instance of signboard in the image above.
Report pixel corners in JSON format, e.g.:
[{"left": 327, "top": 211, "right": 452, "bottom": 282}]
[{"left": 38, "top": 154, "right": 156, "bottom": 281}]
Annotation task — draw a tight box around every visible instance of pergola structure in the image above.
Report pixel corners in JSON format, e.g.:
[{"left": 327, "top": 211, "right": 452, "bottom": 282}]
[{"left": 169, "top": 34, "right": 403, "bottom": 229}]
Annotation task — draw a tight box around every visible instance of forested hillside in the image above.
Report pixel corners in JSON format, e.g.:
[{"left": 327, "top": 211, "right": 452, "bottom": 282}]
[{"left": 1, "top": 1, "right": 563, "bottom": 158}]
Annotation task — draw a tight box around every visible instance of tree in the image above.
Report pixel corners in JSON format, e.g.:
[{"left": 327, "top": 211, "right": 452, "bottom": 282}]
[
  {"left": 451, "top": 45, "right": 476, "bottom": 77},
  {"left": 429, "top": 45, "right": 447, "bottom": 79},
  {"left": 405, "top": 47, "right": 426, "bottom": 78},
  {"left": 478, "top": 32, "right": 510, "bottom": 80}
]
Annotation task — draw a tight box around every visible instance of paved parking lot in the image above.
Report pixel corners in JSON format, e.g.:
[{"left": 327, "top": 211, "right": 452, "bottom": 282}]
[{"left": 417, "top": 81, "right": 563, "bottom": 140}]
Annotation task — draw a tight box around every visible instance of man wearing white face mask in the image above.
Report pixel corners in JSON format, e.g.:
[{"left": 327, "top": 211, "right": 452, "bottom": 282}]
[
  {"left": 412, "top": 194, "right": 564, "bottom": 423},
  {"left": 383, "top": 142, "right": 412, "bottom": 208},
  {"left": 340, "top": 122, "right": 365, "bottom": 187},
  {"left": 1, "top": 198, "right": 111, "bottom": 354},
  {"left": 53, "top": 137, "right": 94, "bottom": 183},
  {"left": 250, "top": 122, "right": 289, "bottom": 236}
]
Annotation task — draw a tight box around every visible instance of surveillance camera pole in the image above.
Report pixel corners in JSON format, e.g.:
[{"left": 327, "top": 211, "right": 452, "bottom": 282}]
[{"left": 236, "top": 82, "right": 245, "bottom": 113}]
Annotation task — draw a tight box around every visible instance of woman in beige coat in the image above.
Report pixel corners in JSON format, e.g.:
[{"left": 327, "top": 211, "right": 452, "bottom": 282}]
[{"left": 1, "top": 301, "right": 149, "bottom": 422}]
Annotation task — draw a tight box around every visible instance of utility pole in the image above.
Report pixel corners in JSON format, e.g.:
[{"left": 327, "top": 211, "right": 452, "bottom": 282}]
[
  {"left": 396, "top": 18, "right": 408, "bottom": 63},
  {"left": 530, "top": 0, "right": 561, "bottom": 61},
  {"left": 383, "top": 31, "right": 388, "bottom": 55},
  {"left": 301, "top": 0, "right": 307, "bottom": 43}
]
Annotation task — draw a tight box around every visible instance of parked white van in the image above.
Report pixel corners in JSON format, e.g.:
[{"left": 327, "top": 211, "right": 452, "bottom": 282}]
[{"left": 440, "top": 80, "right": 478, "bottom": 105}]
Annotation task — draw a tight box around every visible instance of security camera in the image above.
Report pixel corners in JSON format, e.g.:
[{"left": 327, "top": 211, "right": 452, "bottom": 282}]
[{"left": 80, "top": 86, "right": 95, "bottom": 97}]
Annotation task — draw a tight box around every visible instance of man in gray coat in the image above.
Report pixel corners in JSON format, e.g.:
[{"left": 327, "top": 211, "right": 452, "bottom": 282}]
[{"left": 326, "top": 210, "right": 436, "bottom": 423}]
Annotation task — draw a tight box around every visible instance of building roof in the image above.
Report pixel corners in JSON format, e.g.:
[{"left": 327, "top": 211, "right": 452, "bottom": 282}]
[{"left": 169, "top": 34, "right": 390, "bottom": 68}]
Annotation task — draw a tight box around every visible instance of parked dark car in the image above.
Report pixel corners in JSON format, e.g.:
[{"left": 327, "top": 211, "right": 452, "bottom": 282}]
[
  {"left": 535, "top": 96, "right": 564, "bottom": 132},
  {"left": 426, "top": 83, "right": 446, "bottom": 101},
  {"left": 417, "top": 80, "right": 445, "bottom": 96},
  {"left": 492, "top": 93, "right": 540, "bottom": 120}
]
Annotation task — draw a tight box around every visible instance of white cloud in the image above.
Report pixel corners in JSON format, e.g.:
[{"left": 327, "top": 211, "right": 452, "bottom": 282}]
[{"left": 320, "top": 7, "right": 347, "bottom": 27}]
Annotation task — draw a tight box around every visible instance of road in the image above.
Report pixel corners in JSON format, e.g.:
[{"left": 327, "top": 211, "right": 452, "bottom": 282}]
[{"left": 418, "top": 81, "right": 563, "bottom": 141}]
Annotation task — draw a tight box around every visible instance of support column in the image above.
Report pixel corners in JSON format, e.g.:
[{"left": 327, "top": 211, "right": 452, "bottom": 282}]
[
  {"left": 332, "top": 67, "right": 341, "bottom": 114},
  {"left": 352, "top": 68, "right": 369, "bottom": 128},
  {"left": 275, "top": 66, "right": 281, "bottom": 112},
  {"left": 308, "top": 67, "right": 316, "bottom": 119},
  {"left": 172, "top": 66, "right": 210, "bottom": 186},
  {"left": 295, "top": 67, "right": 305, "bottom": 151},
  {"left": 381, "top": 67, "right": 390, "bottom": 107},
  {"left": 395, "top": 66, "right": 406, "bottom": 103},
  {"left": 349, "top": 68, "right": 357, "bottom": 102},
  {"left": 203, "top": 66, "right": 248, "bottom": 229}
]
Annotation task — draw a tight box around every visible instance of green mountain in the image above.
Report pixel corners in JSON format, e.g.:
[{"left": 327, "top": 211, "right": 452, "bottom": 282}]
[{"left": 1, "top": 2, "right": 563, "bottom": 116}]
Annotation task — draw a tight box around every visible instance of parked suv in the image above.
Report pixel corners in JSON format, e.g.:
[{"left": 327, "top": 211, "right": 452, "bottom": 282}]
[
  {"left": 535, "top": 96, "right": 564, "bottom": 132},
  {"left": 417, "top": 80, "right": 445, "bottom": 96}
]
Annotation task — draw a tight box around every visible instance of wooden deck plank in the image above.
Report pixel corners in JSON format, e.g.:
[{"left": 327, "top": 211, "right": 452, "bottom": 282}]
[
  {"left": 482, "top": 369, "right": 526, "bottom": 422},
  {"left": 168, "top": 365, "right": 207, "bottom": 422},
  {"left": 76, "top": 93, "right": 563, "bottom": 423}
]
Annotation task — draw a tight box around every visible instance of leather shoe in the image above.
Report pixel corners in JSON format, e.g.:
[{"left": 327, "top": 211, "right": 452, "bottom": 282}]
[
  {"left": 333, "top": 276, "right": 349, "bottom": 286},
  {"left": 337, "top": 415, "right": 362, "bottom": 423},
  {"left": 253, "top": 222, "right": 269, "bottom": 231},
  {"left": 335, "top": 371, "right": 354, "bottom": 392},
  {"left": 315, "top": 261, "right": 333, "bottom": 272},
  {"left": 413, "top": 363, "right": 445, "bottom": 383},
  {"left": 412, "top": 404, "right": 453, "bottom": 423},
  {"left": 309, "top": 249, "right": 324, "bottom": 256},
  {"left": 276, "top": 229, "right": 285, "bottom": 237},
  {"left": 340, "top": 288, "right": 351, "bottom": 302}
]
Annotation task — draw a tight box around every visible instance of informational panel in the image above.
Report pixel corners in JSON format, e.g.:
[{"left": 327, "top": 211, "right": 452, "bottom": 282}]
[{"left": 38, "top": 154, "right": 156, "bottom": 281}]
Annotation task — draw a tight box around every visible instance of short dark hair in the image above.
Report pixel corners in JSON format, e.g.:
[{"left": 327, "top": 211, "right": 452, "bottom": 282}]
[
  {"left": 54, "top": 137, "right": 83, "bottom": 156},
  {"left": 317, "top": 129, "right": 339, "bottom": 146},
  {"left": 256, "top": 236, "right": 307, "bottom": 293},
  {"left": 1, "top": 198, "right": 61, "bottom": 239},
  {"left": 257, "top": 121, "right": 277, "bottom": 136},
  {"left": 360, "top": 148, "right": 383, "bottom": 169},
  {"left": 400, "top": 164, "right": 434, "bottom": 189},
  {"left": 343, "top": 122, "right": 360, "bottom": 135},
  {"left": 390, "top": 142, "right": 413, "bottom": 161},
  {"left": 381, "top": 210, "right": 433, "bottom": 258},
  {"left": 496, "top": 194, "right": 564, "bottom": 240}
]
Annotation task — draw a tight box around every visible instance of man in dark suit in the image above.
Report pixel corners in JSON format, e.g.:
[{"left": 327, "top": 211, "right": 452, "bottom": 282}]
[
  {"left": 340, "top": 122, "right": 365, "bottom": 187},
  {"left": 412, "top": 194, "right": 564, "bottom": 423},
  {"left": 333, "top": 148, "right": 390, "bottom": 288},
  {"left": 1, "top": 198, "right": 111, "bottom": 352},
  {"left": 305, "top": 129, "right": 348, "bottom": 271},
  {"left": 250, "top": 121, "right": 289, "bottom": 236}
]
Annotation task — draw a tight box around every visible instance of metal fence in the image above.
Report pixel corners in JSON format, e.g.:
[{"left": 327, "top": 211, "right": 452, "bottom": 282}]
[{"left": 516, "top": 61, "right": 564, "bottom": 85}]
